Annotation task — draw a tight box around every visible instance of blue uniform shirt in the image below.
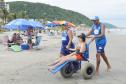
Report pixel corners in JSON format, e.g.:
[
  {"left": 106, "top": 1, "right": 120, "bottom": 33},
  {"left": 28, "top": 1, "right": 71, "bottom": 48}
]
[
  {"left": 92, "top": 23, "right": 107, "bottom": 53},
  {"left": 60, "top": 30, "right": 74, "bottom": 55}
]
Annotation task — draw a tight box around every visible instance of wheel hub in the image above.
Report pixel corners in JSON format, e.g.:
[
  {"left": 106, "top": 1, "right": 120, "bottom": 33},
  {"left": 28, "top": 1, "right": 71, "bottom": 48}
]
[{"left": 87, "top": 67, "right": 93, "bottom": 75}]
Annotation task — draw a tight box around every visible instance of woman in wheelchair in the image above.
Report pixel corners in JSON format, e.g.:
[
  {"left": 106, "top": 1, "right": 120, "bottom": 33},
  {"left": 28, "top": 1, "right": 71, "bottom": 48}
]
[{"left": 49, "top": 33, "right": 89, "bottom": 70}]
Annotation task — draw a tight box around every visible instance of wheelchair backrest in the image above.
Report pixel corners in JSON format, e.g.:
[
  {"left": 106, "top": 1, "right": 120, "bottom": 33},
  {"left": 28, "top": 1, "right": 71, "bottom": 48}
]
[{"left": 82, "top": 44, "right": 89, "bottom": 60}]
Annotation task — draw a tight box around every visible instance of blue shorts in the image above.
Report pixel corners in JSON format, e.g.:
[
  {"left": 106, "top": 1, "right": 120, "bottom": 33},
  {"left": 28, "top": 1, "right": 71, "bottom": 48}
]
[
  {"left": 96, "top": 44, "right": 106, "bottom": 53},
  {"left": 95, "top": 38, "right": 107, "bottom": 53}
]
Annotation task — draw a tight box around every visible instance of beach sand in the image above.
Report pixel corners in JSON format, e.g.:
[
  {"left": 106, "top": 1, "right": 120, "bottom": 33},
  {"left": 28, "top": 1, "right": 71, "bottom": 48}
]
[{"left": 0, "top": 31, "right": 126, "bottom": 84}]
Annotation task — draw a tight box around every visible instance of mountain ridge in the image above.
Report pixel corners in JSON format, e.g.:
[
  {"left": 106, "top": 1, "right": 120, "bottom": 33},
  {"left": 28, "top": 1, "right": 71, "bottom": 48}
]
[{"left": 7, "top": 1, "right": 117, "bottom": 28}]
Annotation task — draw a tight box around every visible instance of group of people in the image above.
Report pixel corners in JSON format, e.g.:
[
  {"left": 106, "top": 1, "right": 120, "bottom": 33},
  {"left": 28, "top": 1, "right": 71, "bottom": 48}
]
[
  {"left": 4, "top": 26, "right": 41, "bottom": 50},
  {"left": 26, "top": 27, "right": 42, "bottom": 49},
  {"left": 49, "top": 16, "right": 111, "bottom": 75},
  {"left": 7, "top": 33, "right": 23, "bottom": 47}
]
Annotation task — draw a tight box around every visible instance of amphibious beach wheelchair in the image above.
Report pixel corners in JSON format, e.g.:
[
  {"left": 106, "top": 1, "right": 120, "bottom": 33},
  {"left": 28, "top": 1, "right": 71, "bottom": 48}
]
[
  {"left": 60, "top": 60, "right": 95, "bottom": 79},
  {"left": 50, "top": 44, "right": 95, "bottom": 79}
]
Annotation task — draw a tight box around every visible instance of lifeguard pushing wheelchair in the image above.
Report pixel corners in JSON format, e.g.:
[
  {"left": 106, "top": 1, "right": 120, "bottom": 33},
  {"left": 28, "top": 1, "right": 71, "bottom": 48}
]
[{"left": 48, "top": 33, "right": 95, "bottom": 79}]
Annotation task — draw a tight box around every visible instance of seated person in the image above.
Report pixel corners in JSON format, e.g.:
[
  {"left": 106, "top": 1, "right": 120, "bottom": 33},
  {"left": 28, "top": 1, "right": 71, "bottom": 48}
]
[
  {"left": 10, "top": 33, "right": 17, "bottom": 44},
  {"left": 49, "top": 33, "right": 88, "bottom": 70},
  {"left": 3, "top": 35, "right": 11, "bottom": 47},
  {"left": 3, "top": 34, "right": 17, "bottom": 47},
  {"left": 16, "top": 33, "right": 23, "bottom": 45},
  {"left": 26, "top": 27, "right": 33, "bottom": 49}
]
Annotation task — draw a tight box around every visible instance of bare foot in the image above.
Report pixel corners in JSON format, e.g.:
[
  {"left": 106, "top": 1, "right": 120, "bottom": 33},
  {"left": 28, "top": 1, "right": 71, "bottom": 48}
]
[
  {"left": 48, "top": 64, "right": 52, "bottom": 66},
  {"left": 95, "top": 71, "right": 99, "bottom": 76},
  {"left": 107, "top": 65, "right": 111, "bottom": 72},
  {"left": 48, "top": 66, "right": 55, "bottom": 71}
]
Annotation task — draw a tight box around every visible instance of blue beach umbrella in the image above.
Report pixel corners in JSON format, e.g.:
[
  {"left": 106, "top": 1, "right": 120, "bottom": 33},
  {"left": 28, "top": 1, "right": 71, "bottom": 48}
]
[
  {"left": 46, "top": 22, "right": 57, "bottom": 27},
  {"left": 4, "top": 25, "right": 18, "bottom": 30},
  {"left": 4, "top": 19, "right": 33, "bottom": 30},
  {"left": 28, "top": 20, "right": 44, "bottom": 29}
]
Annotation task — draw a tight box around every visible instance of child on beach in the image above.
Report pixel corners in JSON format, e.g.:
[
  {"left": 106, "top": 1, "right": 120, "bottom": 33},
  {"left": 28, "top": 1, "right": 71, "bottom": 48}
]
[{"left": 49, "top": 33, "right": 89, "bottom": 70}]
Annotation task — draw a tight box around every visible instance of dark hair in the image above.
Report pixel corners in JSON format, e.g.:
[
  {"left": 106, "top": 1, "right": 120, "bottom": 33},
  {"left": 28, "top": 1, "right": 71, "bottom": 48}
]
[{"left": 78, "top": 33, "right": 86, "bottom": 42}]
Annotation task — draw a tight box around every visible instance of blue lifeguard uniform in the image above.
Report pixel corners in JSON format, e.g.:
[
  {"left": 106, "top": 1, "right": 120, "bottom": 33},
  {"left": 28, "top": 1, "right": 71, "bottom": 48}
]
[
  {"left": 60, "top": 30, "right": 75, "bottom": 55},
  {"left": 92, "top": 23, "right": 106, "bottom": 53}
]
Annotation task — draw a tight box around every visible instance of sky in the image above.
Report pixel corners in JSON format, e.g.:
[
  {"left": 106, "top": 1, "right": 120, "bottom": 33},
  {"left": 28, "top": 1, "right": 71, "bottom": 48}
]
[{"left": 5, "top": 0, "right": 126, "bottom": 27}]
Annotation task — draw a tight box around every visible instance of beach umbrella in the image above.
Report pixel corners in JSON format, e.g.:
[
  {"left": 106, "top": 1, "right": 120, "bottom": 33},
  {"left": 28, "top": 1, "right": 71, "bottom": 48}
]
[
  {"left": 52, "top": 21, "right": 75, "bottom": 27},
  {"left": 4, "top": 19, "right": 33, "bottom": 30},
  {"left": 67, "top": 22, "right": 76, "bottom": 27},
  {"left": 46, "top": 22, "right": 57, "bottom": 27},
  {"left": 4, "top": 25, "right": 18, "bottom": 30},
  {"left": 28, "top": 20, "right": 44, "bottom": 29},
  {"left": 53, "top": 21, "right": 67, "bottom": 25},
  {"left": 59, "top": 21, "right": 67, "bottom": 25},
  {"left": 52, "top": 21, "right": 60, "bottom": 25}
]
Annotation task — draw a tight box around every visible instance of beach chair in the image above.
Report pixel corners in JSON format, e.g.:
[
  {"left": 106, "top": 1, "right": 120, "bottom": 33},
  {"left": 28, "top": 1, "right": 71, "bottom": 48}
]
[
  {"left": 33, "top": 36, "right": 42, "bottom": 50},
  {"left": 2, "top": 35, "right": 9, "bottom": 45},
  {"left": 2, "top": 35, "right": 14, "bottom": 48}
]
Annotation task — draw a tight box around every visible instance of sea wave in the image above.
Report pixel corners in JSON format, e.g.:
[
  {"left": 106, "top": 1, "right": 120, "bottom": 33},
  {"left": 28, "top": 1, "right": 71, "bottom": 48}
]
[{"left": 109, "top": 28, "right": 126, "bottom": 35}]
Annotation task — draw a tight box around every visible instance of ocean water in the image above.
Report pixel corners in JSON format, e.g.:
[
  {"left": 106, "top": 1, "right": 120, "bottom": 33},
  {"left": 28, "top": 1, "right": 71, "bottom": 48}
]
[{"left": 109, "top": 28, "right": 126, "bottom": 35}]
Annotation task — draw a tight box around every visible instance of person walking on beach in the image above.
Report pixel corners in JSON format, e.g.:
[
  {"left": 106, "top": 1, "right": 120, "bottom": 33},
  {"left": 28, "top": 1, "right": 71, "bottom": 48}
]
[
  {"left": 60, "top": 23, "right": 81, "bottom": 71},
  {"left": 86, "top": 16, "right": 111, "bottom": 75},
  {"left": 60, "top": 23, "right": 75, "bottom": 57}
]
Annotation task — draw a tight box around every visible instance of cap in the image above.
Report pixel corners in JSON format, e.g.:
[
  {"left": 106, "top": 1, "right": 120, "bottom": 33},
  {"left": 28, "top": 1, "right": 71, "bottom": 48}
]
[{"left": 91, "top": 16, "right": 99, "bottom": 21}]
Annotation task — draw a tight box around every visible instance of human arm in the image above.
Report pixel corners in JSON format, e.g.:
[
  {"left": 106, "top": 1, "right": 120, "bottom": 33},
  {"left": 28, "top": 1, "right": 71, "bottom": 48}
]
[
  {"left": 66, "top": 30, "right": 73, "bottom": 49},
  {"left": 68, "top": 48, "right": 76, "bottom": 51},
  {"left": 86, "top": 28, "right": 93, "bottom": 37},
  {"left": 88, "top": 36, "right": 95, "bottom": 45},
  {"left": 67, "top": 43, "right": 78, "bottom": 51}
]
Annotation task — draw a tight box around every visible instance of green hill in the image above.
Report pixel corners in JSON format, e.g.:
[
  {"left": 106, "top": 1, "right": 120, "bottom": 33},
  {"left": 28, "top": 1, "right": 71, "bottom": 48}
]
[
  {"left": 7, "top": 1, "right": 116, "bottom": 28},
  {"left": 104, "top": 23, "right": 117, "bottom": 28},
  {"left": 8, "top": 1, "right": 92, "bottom": 26}
]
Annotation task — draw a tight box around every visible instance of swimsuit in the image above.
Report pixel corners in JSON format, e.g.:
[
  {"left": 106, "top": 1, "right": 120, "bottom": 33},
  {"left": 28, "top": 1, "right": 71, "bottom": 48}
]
[
  {"left": 60, "top": 30, "right": 75, "bottom": 55},
  {"left": 75, "top": 44, "right": 89, "bottom": 61}
]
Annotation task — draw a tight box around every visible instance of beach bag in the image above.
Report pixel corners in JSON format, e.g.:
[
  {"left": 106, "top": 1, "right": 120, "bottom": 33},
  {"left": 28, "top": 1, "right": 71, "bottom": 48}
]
[{"left": 21, "top": 43, "right": 29, "bottom": 50}]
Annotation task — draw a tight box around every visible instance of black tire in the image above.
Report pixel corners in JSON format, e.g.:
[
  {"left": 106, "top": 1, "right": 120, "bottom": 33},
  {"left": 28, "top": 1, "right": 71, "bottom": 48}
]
[
  {"left": 60, "top": 63, "right": 74, "bottom": 78},
  {"left": 81, "top": 62, "right": 95, "bottom": 79}
]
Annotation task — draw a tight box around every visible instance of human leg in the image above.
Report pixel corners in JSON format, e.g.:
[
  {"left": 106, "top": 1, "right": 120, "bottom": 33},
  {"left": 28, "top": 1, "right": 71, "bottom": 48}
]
[
  {"left": 96, "top": 53, "right": 101, "bottom": 75},
  {"left": 49, "top": 55, "right": 76, "bottom": 70},
  {"left": 48, "top": 58, "right": 62, "bottom": 66},
  {"left": 101, "top": 53, "right": 111, "bottom": 71}
]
